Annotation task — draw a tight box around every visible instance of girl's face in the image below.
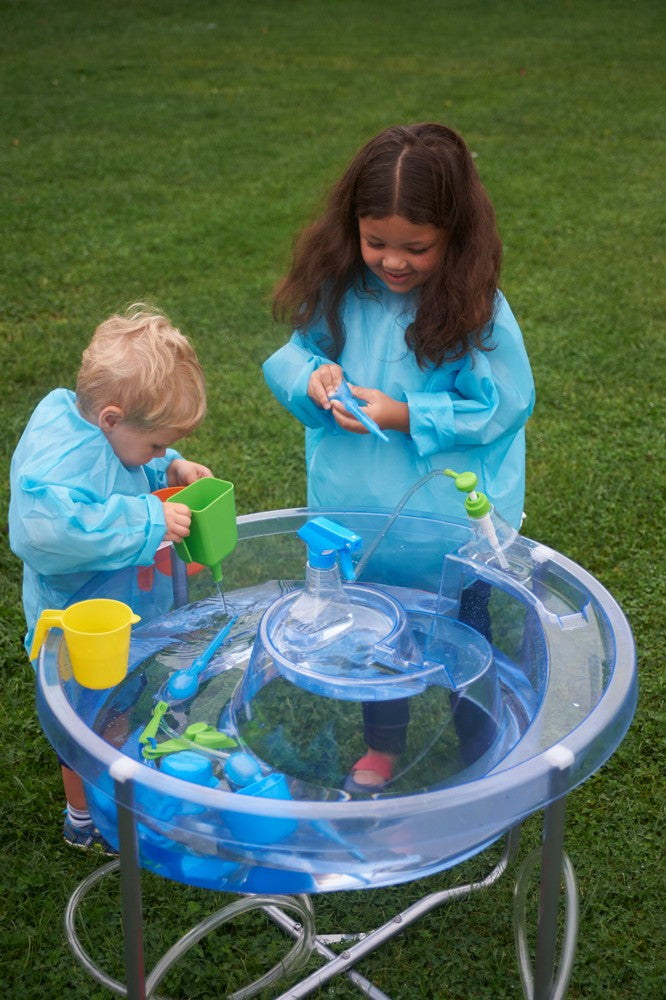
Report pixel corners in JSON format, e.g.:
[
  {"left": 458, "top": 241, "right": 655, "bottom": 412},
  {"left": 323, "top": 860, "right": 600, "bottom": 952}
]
[{"left": 359, "top": 215, "right": 446, "bottom": 294}]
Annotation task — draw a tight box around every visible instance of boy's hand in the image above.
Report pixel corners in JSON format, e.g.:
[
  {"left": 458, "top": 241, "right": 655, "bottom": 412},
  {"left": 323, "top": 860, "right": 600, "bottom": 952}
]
[
  {"left": 307, "top": 364, "right": 344, "bottom": 409},
  {"left": 167, "top": 458, "right": 213, "bottom": 486},
  {"left": 162, "top": 501, "right": 191, "bottom": 543}
]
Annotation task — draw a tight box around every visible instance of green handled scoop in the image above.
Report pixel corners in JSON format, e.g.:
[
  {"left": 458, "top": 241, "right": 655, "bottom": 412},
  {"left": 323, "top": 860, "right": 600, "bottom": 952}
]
[{"left": 168, "top": 477, "right": 237, "bottom": 583}]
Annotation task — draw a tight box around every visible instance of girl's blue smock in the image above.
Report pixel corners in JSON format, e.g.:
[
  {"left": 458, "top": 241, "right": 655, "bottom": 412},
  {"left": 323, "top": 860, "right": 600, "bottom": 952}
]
[
  {"left": 263, "top": 276, "right": 535, "bottom": 529},
  {"left": 9, "top": 388, "right": 180, "bottom": 652}
]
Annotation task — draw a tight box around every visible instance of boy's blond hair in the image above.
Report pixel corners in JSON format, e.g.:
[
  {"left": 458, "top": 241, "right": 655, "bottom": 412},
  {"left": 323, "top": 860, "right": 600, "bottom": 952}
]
[{"left": 76, "top": 305, "right": 207, "bottom": 434}]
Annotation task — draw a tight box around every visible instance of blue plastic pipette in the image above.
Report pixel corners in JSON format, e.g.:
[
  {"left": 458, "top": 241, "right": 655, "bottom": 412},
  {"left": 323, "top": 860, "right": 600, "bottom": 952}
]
[{"left": 328, "top": 379, "right": 389, "bottom": 442}]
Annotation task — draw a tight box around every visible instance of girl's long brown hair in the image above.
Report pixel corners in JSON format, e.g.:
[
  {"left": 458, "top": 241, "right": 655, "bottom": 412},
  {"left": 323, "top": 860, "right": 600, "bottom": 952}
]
[{"left": 272, "top": 123, "right": 502, "bottom": 367}]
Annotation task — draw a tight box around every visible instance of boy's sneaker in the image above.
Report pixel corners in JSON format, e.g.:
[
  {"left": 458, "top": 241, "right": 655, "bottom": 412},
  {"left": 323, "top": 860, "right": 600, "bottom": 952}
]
[{"left": 63, "top": 815, "right": 117, "bottom": 856}]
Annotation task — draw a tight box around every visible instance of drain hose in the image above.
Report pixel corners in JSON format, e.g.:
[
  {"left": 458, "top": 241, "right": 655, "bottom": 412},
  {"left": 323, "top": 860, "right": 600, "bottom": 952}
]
[{"left": 65, "top": 860, "right": 317, "bottom": 999}]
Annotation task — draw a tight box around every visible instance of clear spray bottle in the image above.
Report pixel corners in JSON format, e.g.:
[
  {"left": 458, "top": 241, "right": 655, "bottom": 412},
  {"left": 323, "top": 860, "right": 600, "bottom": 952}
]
[{"left": 282, "top": 516, "right": 363, "bottom": 652}]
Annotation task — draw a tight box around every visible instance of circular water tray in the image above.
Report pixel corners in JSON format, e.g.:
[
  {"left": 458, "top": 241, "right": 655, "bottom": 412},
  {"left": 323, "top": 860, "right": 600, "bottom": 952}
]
[{"left": 35, "top": 507, "right": 637, "bottom": 895}]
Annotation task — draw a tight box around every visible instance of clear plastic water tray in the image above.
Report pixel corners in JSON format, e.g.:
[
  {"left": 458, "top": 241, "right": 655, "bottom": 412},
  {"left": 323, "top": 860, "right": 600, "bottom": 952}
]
[{"left": 36, "top": 508, "right": 637, "bottom": 896}]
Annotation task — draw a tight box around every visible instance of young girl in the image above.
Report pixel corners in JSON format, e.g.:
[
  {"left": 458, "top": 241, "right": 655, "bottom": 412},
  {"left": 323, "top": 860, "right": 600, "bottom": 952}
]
[{"left": 263, "top": 123, "right": 535, "bottom": 791}]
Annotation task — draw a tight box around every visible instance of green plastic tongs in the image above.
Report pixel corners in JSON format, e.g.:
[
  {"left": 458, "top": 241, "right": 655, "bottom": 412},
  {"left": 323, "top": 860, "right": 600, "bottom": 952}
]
[{"left": 138, "top": 702, "right": 236, "bottom": 760}]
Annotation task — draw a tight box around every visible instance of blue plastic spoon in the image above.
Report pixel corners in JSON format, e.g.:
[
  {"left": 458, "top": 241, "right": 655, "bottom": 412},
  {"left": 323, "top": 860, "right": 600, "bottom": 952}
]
[
  {"left": 165, "top": 614, "right": 238, "bottom": 701},
  {"left": 328, "top": 379, "right": 389, "bottom": 442}
]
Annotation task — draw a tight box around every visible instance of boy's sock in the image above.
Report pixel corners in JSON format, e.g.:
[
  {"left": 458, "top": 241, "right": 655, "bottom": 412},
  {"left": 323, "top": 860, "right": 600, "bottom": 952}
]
[{"left": 66, "top": 803, "right": 92, "bottom": 829}]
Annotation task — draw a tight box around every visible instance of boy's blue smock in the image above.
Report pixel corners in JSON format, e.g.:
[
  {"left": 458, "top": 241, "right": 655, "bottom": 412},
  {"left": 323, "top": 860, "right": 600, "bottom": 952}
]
[
  {"left": 9, "top": 388, "right": 180, "bottom": 652},
  {"left": 263, "top": 276, "right": 535, "bottom": 529}
]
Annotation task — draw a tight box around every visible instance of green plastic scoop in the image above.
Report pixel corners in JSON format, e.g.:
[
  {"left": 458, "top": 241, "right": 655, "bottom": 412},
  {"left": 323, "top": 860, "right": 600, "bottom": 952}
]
[{"left": 168, "top": 477, "right": 237, "bottom": 583}]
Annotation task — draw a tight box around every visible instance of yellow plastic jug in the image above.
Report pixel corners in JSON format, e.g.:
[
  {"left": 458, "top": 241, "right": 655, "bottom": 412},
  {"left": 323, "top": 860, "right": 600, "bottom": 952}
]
[{"left": 30, "top": 599, "right": 140, "bottom": 689}]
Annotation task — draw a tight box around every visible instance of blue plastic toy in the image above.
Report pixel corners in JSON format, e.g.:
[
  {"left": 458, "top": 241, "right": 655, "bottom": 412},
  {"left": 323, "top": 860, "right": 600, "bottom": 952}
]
[
  {"left": 165, "top": 614, "right": 239, "bottom": 701},
  {"left": 328, "top": 379, "right": 389, "bottom": 442}
]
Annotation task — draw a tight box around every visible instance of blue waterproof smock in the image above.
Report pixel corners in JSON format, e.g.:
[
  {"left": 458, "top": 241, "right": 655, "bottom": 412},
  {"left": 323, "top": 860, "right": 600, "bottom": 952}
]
[
  {"left": 9, "top": 388, "right": 180, "bottom": 652},
  {"left": 263, "top": 274, "right": 535, "bottom": 529}
]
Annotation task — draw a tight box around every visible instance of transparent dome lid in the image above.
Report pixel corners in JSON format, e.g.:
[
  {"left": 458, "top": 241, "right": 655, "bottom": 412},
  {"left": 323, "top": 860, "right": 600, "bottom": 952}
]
[{"left": 219, "top": 583, "right": 504, "bottom": 796}]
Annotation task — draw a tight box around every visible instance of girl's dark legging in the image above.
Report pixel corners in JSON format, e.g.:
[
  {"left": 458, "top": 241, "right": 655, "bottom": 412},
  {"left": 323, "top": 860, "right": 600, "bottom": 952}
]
[{"left": 362, "top": 580, "right": 493, "bottom": 758}]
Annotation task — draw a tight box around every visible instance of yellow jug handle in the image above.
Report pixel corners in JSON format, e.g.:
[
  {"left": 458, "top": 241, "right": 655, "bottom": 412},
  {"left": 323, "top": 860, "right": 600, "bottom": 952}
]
[
  {"left": 130, "top": 612, "right": 141, "bottom": 625},
  {"left": 30, "top": 609, "right": 65, "bottom": 662}
]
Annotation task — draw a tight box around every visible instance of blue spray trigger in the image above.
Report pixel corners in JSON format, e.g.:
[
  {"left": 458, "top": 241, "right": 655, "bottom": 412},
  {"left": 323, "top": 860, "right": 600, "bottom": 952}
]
[
  {"left": 297, "top": 517, "right": 362, "bottom": 581},
  {"left": 338, "top": 549, "right": 355, "bottom": 580},
  {"left": 328, "top": 379, "right": 389, "bottom": 443}
]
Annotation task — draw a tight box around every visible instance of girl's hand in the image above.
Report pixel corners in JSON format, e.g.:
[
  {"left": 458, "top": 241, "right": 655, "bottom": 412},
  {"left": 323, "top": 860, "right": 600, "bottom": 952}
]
[
  {"left": 307, "top": 364, "right": 344, "bottom": 409},
  {"left": 167, "top": 458, "right": 213, "bottom": 486},
  {"left": 162, "top": 501, "right": 191, "bottom": 543},
  {"left": 332, "top": 384, "right": 410, "bottom": 435}
]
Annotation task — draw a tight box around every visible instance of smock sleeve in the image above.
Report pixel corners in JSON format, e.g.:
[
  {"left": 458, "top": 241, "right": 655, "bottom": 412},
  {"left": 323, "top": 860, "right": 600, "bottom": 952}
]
[
  {"left": 406, "top": 297, "right": 535, "bottom": 458},
  {"left": 262, "top": 335, "right": 338, "bottom": 430},
  {"left": 10, "top": 484, "right": 166, "bottom": 575}
]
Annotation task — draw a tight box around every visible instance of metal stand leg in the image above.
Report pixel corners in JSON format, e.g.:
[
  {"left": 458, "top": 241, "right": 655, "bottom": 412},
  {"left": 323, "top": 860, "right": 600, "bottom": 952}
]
[
  {"left": 262, "top": 903, "right": 393, "bottom": 1000},
  {"left": 113, "top": 760, "right": 146, "bottom": 1000},
  {"left": 170, "top": 545, "right": 189, "bottom": 608},
  {"left": 514, "top": 752, "right": 580, "bottom": 1000},
  {"left": 66, "top": 760, "right": 316, "bottom": 1000},
  {"left": 63, "top": 803, "right": 578, "bottom": 1000},
  {"left": 534, "top": 794, "right": 568, "bottom": 998}
]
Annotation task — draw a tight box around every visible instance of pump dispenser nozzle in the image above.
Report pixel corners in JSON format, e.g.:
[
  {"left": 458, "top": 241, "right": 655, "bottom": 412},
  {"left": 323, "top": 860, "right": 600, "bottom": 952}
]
[
  {"left": 281, "top": 517, "right": 362, "bottom": 651},
  {"left": 444, "top": 469, "right": 514, "bottom": 570}
]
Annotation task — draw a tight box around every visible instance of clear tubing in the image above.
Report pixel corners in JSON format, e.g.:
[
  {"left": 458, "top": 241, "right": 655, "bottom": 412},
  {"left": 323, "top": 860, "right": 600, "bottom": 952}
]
[
  {"left": 64, "top": 859, "right": 316, "bottom": 1000},
  {"left": 513, "top": 848, "right": 579, "bottom": 1000},
  {"left": 64, "top": 859, "right": 160, "bottom": 999},
  {"left": 353, "top": 469, "right": 448, "bottom": 581},
  {"left": 148, "top": 893, "right": 316, "bottom": 1000}
]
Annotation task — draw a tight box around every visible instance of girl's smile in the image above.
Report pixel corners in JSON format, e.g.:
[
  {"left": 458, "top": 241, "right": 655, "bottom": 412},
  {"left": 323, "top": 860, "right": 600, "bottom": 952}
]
[{"left": 359, "top": 215, "right": 446, "bottom": 294}]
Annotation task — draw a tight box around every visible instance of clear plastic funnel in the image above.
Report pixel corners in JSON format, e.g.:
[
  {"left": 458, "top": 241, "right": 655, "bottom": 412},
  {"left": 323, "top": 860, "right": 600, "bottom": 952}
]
[{"left": 223, "top": 584, "right": 503, "bottom": 795}]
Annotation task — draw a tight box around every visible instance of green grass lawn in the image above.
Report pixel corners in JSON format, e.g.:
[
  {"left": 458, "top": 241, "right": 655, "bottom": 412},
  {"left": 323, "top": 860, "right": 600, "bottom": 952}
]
[{"left": 1, "top": 1, "right": 663, "bottom": 997}]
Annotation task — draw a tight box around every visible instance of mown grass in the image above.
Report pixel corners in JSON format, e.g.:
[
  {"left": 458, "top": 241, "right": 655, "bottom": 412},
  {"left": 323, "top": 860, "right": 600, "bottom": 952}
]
[{"left": 1, "top": 1, "right": 663, "bottom": 997}]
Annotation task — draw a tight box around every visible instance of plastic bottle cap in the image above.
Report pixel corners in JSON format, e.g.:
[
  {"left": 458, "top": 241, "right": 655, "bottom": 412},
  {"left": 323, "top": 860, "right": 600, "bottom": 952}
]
[
  {"left": 464, "top": 491, "right": 492, "bottom": 518},
  {"left": 308, "top": 549, "right": 337, "bottom": 570}
]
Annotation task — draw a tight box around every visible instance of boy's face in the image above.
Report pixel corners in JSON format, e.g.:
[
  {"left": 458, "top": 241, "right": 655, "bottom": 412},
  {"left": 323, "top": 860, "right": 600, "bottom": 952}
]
[
  {"left": 99, "top": 408, "right": 181, "bottom": 468},
  {"left": 358, "top": 214, "right": 446, "bottom": 294}
]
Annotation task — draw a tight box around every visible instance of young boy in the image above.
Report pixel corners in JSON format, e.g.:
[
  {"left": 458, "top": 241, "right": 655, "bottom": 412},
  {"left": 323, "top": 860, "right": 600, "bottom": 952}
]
[{"left": 9, "top": 304, "right": 212, "bottom": 851}]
